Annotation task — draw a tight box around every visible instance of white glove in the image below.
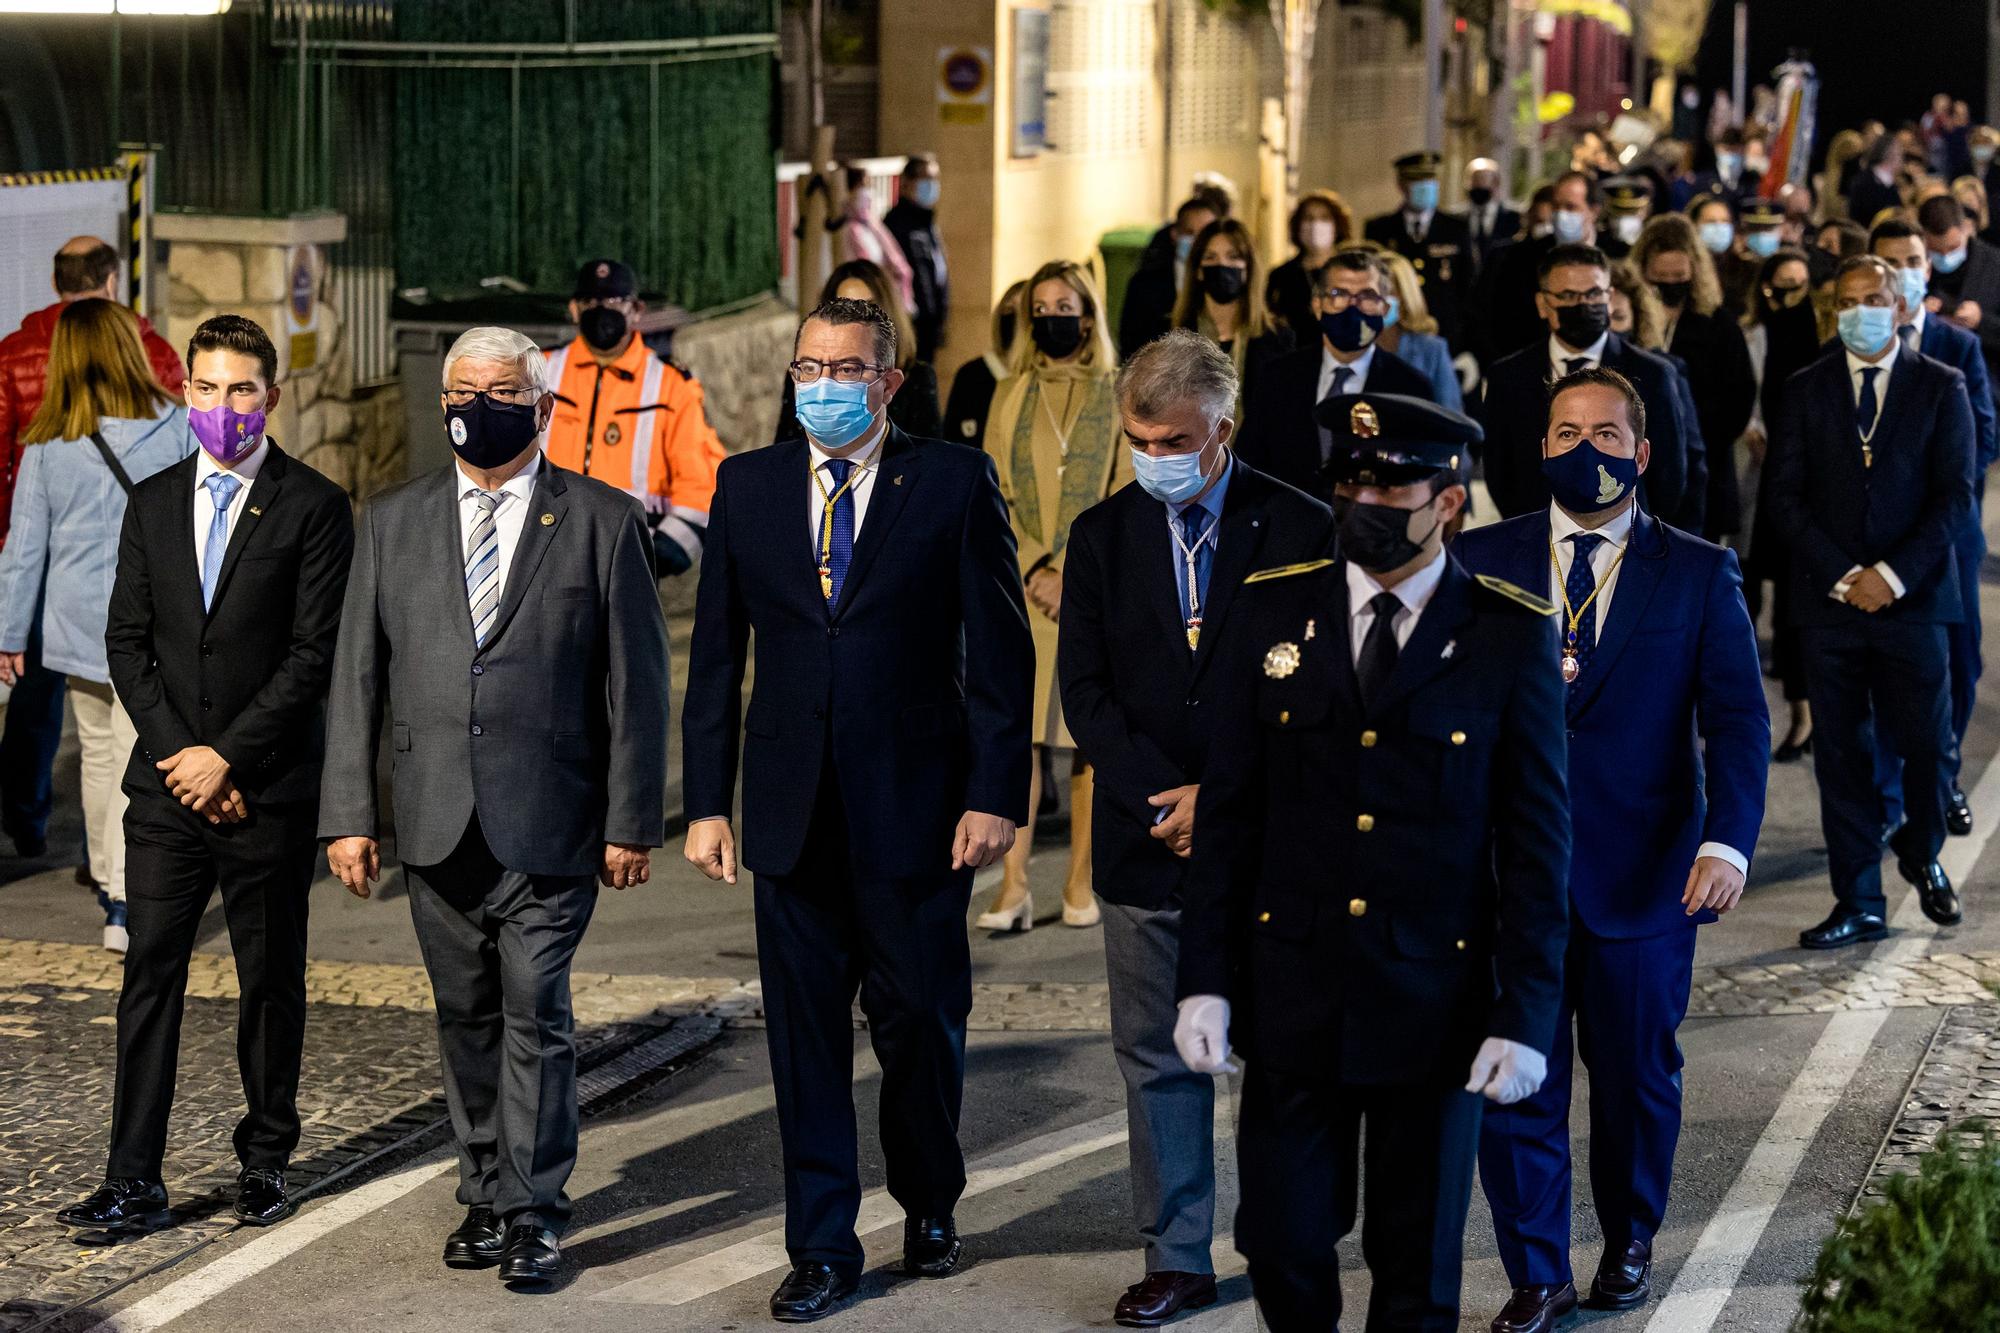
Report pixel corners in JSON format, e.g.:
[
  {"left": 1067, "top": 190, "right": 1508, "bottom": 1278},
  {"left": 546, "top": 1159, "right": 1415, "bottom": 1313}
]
[
  {"left": 1173, "top": 994, "right": 1237, "bottom": 1075},
  {"left": 1466, "top": 1036, "right": 1547, "bottom": 1105}
]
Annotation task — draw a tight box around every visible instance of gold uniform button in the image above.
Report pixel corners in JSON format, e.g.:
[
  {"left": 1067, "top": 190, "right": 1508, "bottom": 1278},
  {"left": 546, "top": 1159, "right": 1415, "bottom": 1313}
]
[
  {"left": 1455, "top": 939, "right": 1467, "bottom": 950},
  {"left": 1356, "top": 813, "right": 1375, "bottom": 832},
  {"left": 1360, "top": 729, "right": 1378, "bottom": 747},
  {"left": 1258, "top": 911, "right": 1272, "bottom": 923},
  {"left": 1451, "top": 730, "right": 1467, "bottom": 746},
  {"left": 1279, "top": 709, "right": 1290, "bottom": 725},
  {"left": 1348, "top": 898, "right": 1368, "bottom": 917}
]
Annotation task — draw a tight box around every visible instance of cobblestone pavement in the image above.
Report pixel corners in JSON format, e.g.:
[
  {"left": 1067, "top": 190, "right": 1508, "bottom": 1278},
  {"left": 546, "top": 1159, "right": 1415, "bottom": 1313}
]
[{"left": 1859, "top": 1001, "right": 2000, "bottom": 1201}]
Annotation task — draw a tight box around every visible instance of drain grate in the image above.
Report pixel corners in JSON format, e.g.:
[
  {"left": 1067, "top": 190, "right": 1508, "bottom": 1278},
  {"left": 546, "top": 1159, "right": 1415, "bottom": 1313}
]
[{"left": 579, "top": 1016, "right": 724, "bottom": 1114}]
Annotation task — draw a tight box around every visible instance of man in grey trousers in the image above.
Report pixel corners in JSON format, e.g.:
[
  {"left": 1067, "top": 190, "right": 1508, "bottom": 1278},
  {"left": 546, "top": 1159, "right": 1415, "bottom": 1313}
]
[
  {"left": 1057, "top": 332, "right": 1337, "bottom": 1327},
  {"left": 319, "top": 325, "right": 669, "bottom": 1289}
]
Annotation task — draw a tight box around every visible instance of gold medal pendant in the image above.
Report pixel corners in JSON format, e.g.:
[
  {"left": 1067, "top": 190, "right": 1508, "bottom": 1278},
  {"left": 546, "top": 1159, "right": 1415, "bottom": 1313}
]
[
  {"left": 1560, "top": 652, "right": 1580, "bottom": 684},
  {"left": 1186, "top": 617, "right": 1202, "bottom": 651},
  {"left": 818, "top": 565, "right": 834, "bottom": 600}
]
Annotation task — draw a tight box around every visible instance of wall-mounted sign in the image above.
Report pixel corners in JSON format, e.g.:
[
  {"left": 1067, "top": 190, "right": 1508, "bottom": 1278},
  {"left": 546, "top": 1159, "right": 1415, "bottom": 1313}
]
[
  {"left": 285, "top": 243, "right": 319, "bottom": 371},
  {"left": 1011, "top": 8, "right": 1048, "bottom": 158},
  {"left": 938, "top": 46, "right": 993, "bottom": 127}
]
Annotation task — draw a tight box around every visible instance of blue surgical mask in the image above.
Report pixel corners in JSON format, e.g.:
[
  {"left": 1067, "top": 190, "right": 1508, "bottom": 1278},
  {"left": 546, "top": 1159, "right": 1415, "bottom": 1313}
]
[
  {"left": 1898, "top": 265, "right": 1930, "bottom": 313},
  {"left": 1175, "top": 234, "right": 1194, "bottom": 266},
  {"left": 1933, "top": 243, "right": 1969, "bottom": 274},
  {"left": 795, "top": 377, "right": 880, "bottom": 450},
  {"left": 1130, "top": 425, "right": 1221, "bottom": 505},
  {"left": 1698, "top": 221, "right": 1735, "bottom": 254},
  {"left": 1744, "top": 230, "right": 1781, "bottom": 258},
  {"left": 913, "top": 178, "right": 940, "bottom": 209},
  {"left": 1383, "top": 295, "right": 1401, "bottom": 330},
  {"left": 1718, "top": 152, "right": 1744, "bottom": 180},
  {"left": 1553, "top": 208, "right": 1589, "bottom": 243},
  {"left": 1837, "top": 304, "right": 1897, "bottom": 357},
  {"left": 1407, "top": 179, "right": 1440, "bottom": 212}
]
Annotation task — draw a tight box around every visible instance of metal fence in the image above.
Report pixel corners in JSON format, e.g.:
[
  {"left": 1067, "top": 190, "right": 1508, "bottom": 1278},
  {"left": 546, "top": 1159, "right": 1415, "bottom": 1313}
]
[{"left": 775, "top": 155, "right": 905, "bottom": 308}]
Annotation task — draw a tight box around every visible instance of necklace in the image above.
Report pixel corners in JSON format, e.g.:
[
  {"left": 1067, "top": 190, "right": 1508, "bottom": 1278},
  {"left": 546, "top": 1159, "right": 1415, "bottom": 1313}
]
[
  {"left": 810, "top": 459, "right": 866, "bottom": 600},
  {"left": 1037, "top": 380, "right": 1079, "bottom": 472},
  {"left": 1547, "top": 538, "right": 1627, "bottom": 683}
]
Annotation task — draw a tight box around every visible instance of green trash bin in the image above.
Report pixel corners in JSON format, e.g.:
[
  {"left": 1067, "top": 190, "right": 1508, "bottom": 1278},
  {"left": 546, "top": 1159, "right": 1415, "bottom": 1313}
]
[{"left": 1098, "top": 225, "right": 1159, "bottom": 342}]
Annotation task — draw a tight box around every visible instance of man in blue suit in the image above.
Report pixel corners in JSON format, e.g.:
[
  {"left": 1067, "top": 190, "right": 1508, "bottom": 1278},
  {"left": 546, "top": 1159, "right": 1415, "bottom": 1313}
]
[
  {"left": 681, "top": 298, "right": 1035, "bottom": 1322},
  {"left": 1766, "top": 256, "right": 1976, "bottom": 950},
  {"left": 1455, "top": 368, "right": 1769, "bottom": 1332}
]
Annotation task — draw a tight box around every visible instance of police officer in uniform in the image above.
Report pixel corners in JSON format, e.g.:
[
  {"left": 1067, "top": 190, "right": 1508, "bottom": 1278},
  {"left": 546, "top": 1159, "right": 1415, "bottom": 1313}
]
[
  {"left": 1365, "top": 152, "right": 1474, "bottom": 350},
  {"left": 1174, "top": 392, "right": 1572, "bottom": 1332},
  {"left": 1598, "top": 178, "right": 1654, "bottom": 261}
]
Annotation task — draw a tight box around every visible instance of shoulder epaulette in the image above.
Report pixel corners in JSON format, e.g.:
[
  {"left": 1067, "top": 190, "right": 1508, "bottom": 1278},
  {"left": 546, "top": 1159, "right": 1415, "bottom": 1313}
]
[
  {"left": 1244, "top": 558, "right": 1336, "bottom": 585},
  {"left": 1474, "top": 573, "right": 1557, "bottom": 616},
  {"left": 662, "top": 356, "right": 694, "bottom": 382}
]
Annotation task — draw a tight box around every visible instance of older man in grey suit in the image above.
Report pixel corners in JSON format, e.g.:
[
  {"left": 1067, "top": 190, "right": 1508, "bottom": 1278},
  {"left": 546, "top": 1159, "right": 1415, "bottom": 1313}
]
[{"left": 319, "top": 325, "right": 669, "bottom": 1289}]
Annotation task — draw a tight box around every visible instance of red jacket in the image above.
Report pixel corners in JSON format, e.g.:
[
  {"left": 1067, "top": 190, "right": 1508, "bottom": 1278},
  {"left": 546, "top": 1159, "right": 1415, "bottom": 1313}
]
[{"left": 0, "top": 301, "right": 186, "bottom": 548}]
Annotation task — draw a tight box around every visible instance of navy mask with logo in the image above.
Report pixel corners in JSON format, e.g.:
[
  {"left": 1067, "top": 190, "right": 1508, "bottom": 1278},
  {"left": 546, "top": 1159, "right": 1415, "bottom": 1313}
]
[{"left": 1542, "top": 440, "right": 1639, "bottom": 514}]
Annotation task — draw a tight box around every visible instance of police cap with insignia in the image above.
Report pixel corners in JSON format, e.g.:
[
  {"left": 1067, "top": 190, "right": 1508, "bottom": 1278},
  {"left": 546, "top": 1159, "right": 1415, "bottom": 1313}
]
[
  {"left": 573, "top": 258, "right": 639, "bottom": 302},
  {"left": 1393, "top": 150, "right": 1442, "bottom": 182},
  {"left": 1602, "top": 176, "right": 1653, "bottom": 215},
  {"left": 1316, "top": 392, "right": 1483, "bottom": 487},
  {"left": 1739, "top": 200, "right": 1784, "bottom": 229}
]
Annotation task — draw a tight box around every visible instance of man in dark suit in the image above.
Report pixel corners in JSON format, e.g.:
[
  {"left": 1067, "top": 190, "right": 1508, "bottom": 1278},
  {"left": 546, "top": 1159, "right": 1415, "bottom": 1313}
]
[
  {"left": 1364, "top": 151, "right": 1473, "bottom": 348},
  {"left": 1766, "top": 257, "right": 1976, "bottom": 949},
  {"left": 1454, "top": 368, "right": 1769, "bottom": 1332},
  {"left": 1120, "top": 195, "right": 1222, "bottom": 359},
  {"left": 1477, "top": 242, "right": 1700, "bottom": 525},
  {"left": 1476, "top": 171, "right": 1601, "bottom": 366},
  {"left": 682, "top": 297, "right": 1034, "bottom": 1322},
  {"left": 1058, "top": 331, "right": 1335, "bottom": 1329},
  {"left": 1458, "top": 156, "right": 1521, "bottom": 282},
  {"left": 320, "top": 326, "right": 670, "bottom": 1286},
  {"left": 57, "top": 316, "right": 353, "bottom": 1237},
  {"left": 1236, "top": 247, "right": 1436, "bottom": 502},
  {"left": 1847, "top": 135, "right": 1905, "bottom": 228},
  {"left": 1683, "top": 127, "right": 1764, "bottom": 213},
  {"left": 1921, "top": 194, "right": 2000, "bottom": 397},
  {"left": 1175, "top": 392, "right": 1571, "bottom": 1333}
]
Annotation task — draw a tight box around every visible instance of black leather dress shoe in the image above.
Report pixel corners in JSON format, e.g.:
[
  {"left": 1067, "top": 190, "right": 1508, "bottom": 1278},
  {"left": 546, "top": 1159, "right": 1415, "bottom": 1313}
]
[
  {"left": 498, "top": 1224, "right": 561, "bottom": 1286},
  {"left": 1800, "top": 909, "right": 1889, "bottom": 950},
  {"left": 1587, "top": 1240, "right": 1652, "bottom": 1309},
  {"left": 902, "top": 1216, "right": 962, "bottom": 1277},
  {"left": 234, "top": 1167, "right": 294, "bottom": 1226},
  {"left": 1946, "top": 785, "right": 1974, "bottom": 836},
  {"left": 1898, "top": 859, "right": 1963, "bottom": 926},
  {"left": 1115, "top": 1270, "right": 1218, "bottom": 1326},
  {"left": 443, "top": 1206, "right": 505, "bottom": 1268},
  {"left": 1772, "top": 732, "right": 1813, "bottom": 763},
  {"left": 55, "top": 1178, "right": 169, "bottom": 1234},
  {"left": 770, "top": 1262, "right": 857, "bottom": 1322},
  {"left": 1490, "top": 1282, "right": 1578, "bottom": 1332}
]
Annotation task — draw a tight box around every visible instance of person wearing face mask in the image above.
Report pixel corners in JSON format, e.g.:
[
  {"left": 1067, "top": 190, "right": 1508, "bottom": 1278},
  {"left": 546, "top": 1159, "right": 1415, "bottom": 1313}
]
[
  {"left": 884, "top": 152, "right": 950, "bottom": 362},
  {"left": 1764, "top": 256, "right": 1975, "bottom": 951},
  {"left": 1172, "top": 218, "right": 1292, "bottom": 412},
  {"left": 775, "top": 260, "right": 945, "bottom": 444},
  {"left": 1689, "top": 127, "right": 1763, "bottom": 211},
  {"left": 543, "top": 259, "right": 726, "bottom": 577},
  {"left": 682, "top": 298, "right": 1032, "bottom": 1320},
  {"left": 1478, "top": 243, "right": 1698, "bottom": 524},
  {"left": 1121, "top": 194, "right": 1226, "bottom": 359},
  {"left": 1056, "top": 331, "right": 1334, "bottom": 1329},
  {"left": 1364, "top": 151, "right": 1474, "bottom": 349},
  {"left": 942, "top": 280, "right": 1026, "bottom": 451},
  {"left": 1376, "top": 249, "right": 1465, "bottom": 411},
  {"left": 977, "top": 261, "right": 1129, "bottom": 933},
  {"left": 1235, "top": 248, "right": 1437, "bottom": 502},
  {"left": 1632, "top": 213, "right": 1756, "bottom": 541},
  {"left": 1918, "top": 194, "right": 2000, "bottom": 393},
  {"left": 1173, "top": 391, "right": 1570, "bottom": 1333},
  {"left": 321, "top": 325, "right": 667, "bottom": 1288},
  {"left": 1453, "top": 367, "right": 1767, "bottom": 1333},
  {"left": 1477, "top": 170, "right": 1602, "bottom": 364},
  {"left": 1265, "top": 188, "right": 1356, "bottom": 342},
  {"left": 1597, "top": 178, "right": 1653, "bottom": 261},
  {"left": 1458, "top": 156, "right": 1522, "bottom": 280},
  {"left": 56, "top": 316, "right": 352, "bottom": 1241},
  {"left": 1691, "top": 195, "right": 1761, "bottom": 316}
]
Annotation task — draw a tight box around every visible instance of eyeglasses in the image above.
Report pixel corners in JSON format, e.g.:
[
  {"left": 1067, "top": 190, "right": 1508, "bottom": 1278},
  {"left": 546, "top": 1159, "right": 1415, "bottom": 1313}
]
[
  {"left": 1541, "top": 287, "right": 1612, "bottom": 307},
  {"left": 443, "top": 386, "right": 543, "bottom": 409},
  {"left": 1316, "top": 289, "right": 1389, "bottom": 314},
  {"left": 790, "top": 358, "right": 889, "bottom": 384}
]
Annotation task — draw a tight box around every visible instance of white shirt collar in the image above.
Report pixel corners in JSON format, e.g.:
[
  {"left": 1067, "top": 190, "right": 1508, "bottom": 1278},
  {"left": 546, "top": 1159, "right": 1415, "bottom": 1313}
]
[
  {"left": 195, "top": 437, "right": 270, "bottom": 488},
  {"left": 808, "top": 419, "right": 887, "bottom": 473},
  {"left": 457, "top": 447, "right": 541, "bottom": 500},
  {"left": 1321, "top": 340, "right": 1378, "bottom": 384},
  {"left": 1549, "top": 499, "right": 1636, "bottom": 551},
  {"left": 1404, "top": 206, "right": 1436, "bottom": 230},
  {"left": 1346, "top": 545, "right": 1448, "bottom": 618},
  {"left": 1550, "top": 330, "right": 1611, "bottom": 368},
  {"left": 1906, "top": 307, "right": 1927, "bottom": 339},
  {"left": 1845, "top": 336, "right": 1900, "bottom": 384}
]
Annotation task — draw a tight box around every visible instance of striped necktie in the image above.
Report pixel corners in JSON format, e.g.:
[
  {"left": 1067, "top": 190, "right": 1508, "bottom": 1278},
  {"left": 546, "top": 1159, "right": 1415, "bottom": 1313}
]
[{"left": 465, "top": 489, "right": 505, "bottom": 647}]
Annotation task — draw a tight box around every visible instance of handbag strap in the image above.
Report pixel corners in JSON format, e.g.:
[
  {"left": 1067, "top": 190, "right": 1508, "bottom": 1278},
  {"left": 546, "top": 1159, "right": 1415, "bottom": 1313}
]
[{"left": 87, "top": 431, "right": 136, "bottom": 496}]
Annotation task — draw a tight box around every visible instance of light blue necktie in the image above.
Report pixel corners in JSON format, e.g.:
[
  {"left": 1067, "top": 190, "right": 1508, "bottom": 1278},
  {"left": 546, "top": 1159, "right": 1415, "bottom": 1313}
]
[
  {"left": 465, "top": 489, "right": 505, "bottom": 647},
  {"left": 200, "top": 474, "right": 242, "bottom": 612}
]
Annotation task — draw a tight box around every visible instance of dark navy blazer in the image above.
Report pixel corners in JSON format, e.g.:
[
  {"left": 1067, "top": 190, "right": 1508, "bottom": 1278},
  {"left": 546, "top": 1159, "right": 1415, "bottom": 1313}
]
[
  {"left": 1818, "top": 319, "right": 1998, "bottom": 472},
  {"left": 1452, "top": 507, "right": 1770, "bottom": 938}
]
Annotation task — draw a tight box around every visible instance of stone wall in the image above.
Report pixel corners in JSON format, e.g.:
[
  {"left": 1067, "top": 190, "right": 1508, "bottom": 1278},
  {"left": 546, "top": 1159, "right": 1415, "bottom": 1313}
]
[{"left": 672, "top": 295, "right": 797, "bottom": 457}]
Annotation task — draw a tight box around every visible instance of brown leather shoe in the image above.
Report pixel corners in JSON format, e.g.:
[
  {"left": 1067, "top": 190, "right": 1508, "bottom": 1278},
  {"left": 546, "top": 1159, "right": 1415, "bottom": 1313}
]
[
  {"left": 1114, "top": 1270, "right": 1218, "bottom": 1327},
  {"left": 1588, "top": 1239, "right": 1652, "bottom": 1309},
  {"left": 1490, "top": 1282, "right": 1578, "bottom": 1333}
]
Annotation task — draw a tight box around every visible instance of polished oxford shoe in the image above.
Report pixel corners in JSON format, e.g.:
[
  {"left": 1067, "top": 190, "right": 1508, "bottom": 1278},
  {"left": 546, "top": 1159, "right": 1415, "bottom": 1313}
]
[
  {"left": 443, "top": 1205, "right": 505, "bottom": 1268},
  {"left": 498, "top": 1223, "right": 561, "bottom": 1287},
  {"left": 1800, "top": 909, "right": 1888, "bottom": 950},
  {"left": 1114, "top": 1270, "right": 1218, "bottom": 1327},
  {"left": 903, "top": 1215, "right": 962, "bottom": 1277},
  {"left": 234, "top": 1167, "right": 294, "bottom": 1226},
  {"left": 1587, "top": 1240, "right": 1652, "bottom": 1309},
  {"left": 55, "top": 1177, "right": 169, "bottom": 1234},
  {"left": 1947, "top": 785, "right": 1974, "bottom": 836},
  {"left": 1491, "top": 1283, "right": 1578, "bottom": 1333},
  {"left": 1899, "top": 859, "right": 1962, "bottom": 926},
  {"left": 770, "top": 1262, "right": 856, "bottom": 1322}
]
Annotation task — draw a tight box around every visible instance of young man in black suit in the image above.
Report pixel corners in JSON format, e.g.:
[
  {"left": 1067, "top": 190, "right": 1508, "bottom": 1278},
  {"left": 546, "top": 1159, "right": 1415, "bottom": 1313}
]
[
  {"left": 1058, "top": 331, "right": 1336, "bottom": 1328},
  {"left": 1235, "top": 247, "right": 1436, "bottom": 502},
  {"left": 681, "top": 297, "right": 1034, "bottom": 1323},
  {"left": 57, "top": 315, "right": 354, "bottom": 1235}
]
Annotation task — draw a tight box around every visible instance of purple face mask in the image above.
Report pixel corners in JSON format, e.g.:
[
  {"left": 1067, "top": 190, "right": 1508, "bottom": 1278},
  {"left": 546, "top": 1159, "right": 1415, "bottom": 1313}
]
[{"left": 189, "top": 402, "right": 266, "bottom": 464}]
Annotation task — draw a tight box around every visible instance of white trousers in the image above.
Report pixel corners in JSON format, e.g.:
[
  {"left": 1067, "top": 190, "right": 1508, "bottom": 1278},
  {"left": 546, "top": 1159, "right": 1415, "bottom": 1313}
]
[{"left": 67, "top": 677, "right": 135, "bottom": 904}]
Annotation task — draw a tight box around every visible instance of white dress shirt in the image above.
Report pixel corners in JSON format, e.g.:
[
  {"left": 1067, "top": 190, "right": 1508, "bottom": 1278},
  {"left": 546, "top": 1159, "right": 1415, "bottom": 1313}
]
[
  {"left": 1403, "top": 207, "right": 1436, "bottom": 242},
  {"left": 1548, "top": 330, "right": 1610, "bottom": 376},
  {"left": 1466, "top": 202, "right": 1501, "bottom": 242},
  {"left": 1835, "top": 340, "right": 1907, "bottom": 600},
  {"left": 1317, "top": 342, "right": 1379, "bottom": 402},
  {"left": 1345, "top": 547, "right": 1447, "bottom": 663},
  {"left": 192, "top": 439, "right": 270, "bottom": 585},
  {"left": 805, "top": 420, "right": 886, "bottom": 550},
  {"left": 455, "top": 450, "right": 541, "bottom": 607}
]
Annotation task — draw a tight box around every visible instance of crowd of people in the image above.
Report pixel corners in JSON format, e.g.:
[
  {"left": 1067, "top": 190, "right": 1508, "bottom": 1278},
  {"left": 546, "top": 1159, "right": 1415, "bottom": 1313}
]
[{"left": 0, "top": 82, "right": 1990, "bottom": 1333}]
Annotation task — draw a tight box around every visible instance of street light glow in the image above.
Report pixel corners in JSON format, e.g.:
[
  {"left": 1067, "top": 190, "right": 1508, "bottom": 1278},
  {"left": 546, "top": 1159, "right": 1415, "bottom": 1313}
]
[{"left": 0, "top": 0, "right": 233, "bottom": 12}]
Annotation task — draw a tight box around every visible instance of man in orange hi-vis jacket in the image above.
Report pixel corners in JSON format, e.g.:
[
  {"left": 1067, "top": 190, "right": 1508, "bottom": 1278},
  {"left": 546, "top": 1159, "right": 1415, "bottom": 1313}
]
[{"left": 544, "top": 259, "right": 726, "bottom": 575}]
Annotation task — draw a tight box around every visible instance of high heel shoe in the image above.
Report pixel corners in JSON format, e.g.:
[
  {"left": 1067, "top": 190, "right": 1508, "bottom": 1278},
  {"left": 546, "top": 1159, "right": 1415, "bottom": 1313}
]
[
  {"left": 1773, "top": 731, "right": 1813, "bottom": 763},
  {"left": 976, "top": 893, "right": 1033, "bottom": 933},
  {"left": 1061, "top": 896, "right": 1101, "bottom": 928}
]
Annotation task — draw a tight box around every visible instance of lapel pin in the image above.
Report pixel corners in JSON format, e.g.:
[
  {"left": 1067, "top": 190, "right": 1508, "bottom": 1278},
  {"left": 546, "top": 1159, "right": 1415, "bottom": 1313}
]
[
  {"left": 540, "top": 513, "right": 555, "bottom": 526},
  {"left": 893, "top": 474, "right": 904, "bottom": 486},
  {"left": 247, "top": 506, "right": 263, "bottom": 516},
  {"left": 1304, "top": 618, "right": 1317, "bottom": 641},
  {"left": 1441, "top": 640, "right": 1456, "bottom": 660}
]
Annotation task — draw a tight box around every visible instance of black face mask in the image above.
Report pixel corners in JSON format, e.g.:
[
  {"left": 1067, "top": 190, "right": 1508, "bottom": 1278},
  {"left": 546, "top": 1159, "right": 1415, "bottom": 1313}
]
[
  {"left": 579, "top": 305, "right": 628, "bottom": 352},
  {"left": 1031, "top": 314, "right": 1085, "bottom": 359},
  {"left": 1199, "top": 264, "right": 1248, "bottom": 304},
  {"left": 1655, "top": 280, "right": 1693, "bottom": 309},
  {"left": 1332, "top": 493, "right": 1441, "bottom": 573},
  {"left": 446, "top": 394, "right": 542, "bottom": 470},
  {"left": 1468, "top": 186, "right": 1495, "bottom": 207},
  {"left": 1554, "top": 301, "right": 1612, "bottom": 348}
]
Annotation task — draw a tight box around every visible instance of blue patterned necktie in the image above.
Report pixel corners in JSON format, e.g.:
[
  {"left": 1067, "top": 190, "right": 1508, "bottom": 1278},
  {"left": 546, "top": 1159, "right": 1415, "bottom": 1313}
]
[
  {"left": 465, "top": 489, "right": 505, "bottom": 647},
  {"left": 1563, "top": 532, "right": 1606, "bottom": 687},
  {"left": 200, "top": 473, "right": 241, "bottom": 612},
  {"left": 823, "top": 458, "right": 856, "bottom": 608}
]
